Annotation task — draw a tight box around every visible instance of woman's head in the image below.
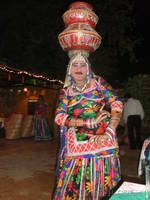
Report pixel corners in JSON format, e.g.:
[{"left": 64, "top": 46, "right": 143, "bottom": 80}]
[
  {"left": 64, "top": 52, "right": 93, "bottom": 87},
  {"left": 69, "top": 53, "right": 88, "bottom": 83},
  {"left": 38, "top": 95, "right": 44, "bottom": 104}
]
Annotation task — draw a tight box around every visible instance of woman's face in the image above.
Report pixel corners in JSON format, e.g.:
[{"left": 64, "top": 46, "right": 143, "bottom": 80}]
[{"left": 70, "top": 58, "right": 88, "bottom": 83}]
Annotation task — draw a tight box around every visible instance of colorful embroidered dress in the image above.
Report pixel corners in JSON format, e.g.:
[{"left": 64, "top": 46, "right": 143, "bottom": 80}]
[
  {"left": 34, "top": 103, "right": 52, "bottom": 140},
  {"left": 54, "top": 76, "right": 123, "bottom": 199}
]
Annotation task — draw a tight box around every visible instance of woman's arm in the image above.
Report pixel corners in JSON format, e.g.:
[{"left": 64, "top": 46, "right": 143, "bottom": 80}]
[
  {"left": 68, "top": 110, "right": 110, "bottom": 128},
  {"left": 55, "top": 89, "right": 69, "bottom": 126},
  {"left": 98, "top": 77, "right": 123, "bottom": 131},
  {"left": 88, "top": 77, "right": 123, "bottom": 146},
  {"left": 55, "top": 88, "right": 110, "bottom": 128}
]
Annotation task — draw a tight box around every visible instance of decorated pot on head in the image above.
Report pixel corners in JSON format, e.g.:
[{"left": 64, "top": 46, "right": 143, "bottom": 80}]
[
  {"left": 58, "top": 1, "right": 101, "bottom": 57},
  {"left": 58, "top": 23, "right": 101, "bottom": 53},
  {"left": 63, "top": 1, "right": 99, "bottom": 28}
]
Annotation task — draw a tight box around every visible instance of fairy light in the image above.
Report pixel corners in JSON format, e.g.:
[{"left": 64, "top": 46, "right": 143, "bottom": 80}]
[
  {"left": 23, "top": 87, "right": 28, "bottom": 92},
  {"left": 0, "top": 64, "right": 64, "bottom": 85}
]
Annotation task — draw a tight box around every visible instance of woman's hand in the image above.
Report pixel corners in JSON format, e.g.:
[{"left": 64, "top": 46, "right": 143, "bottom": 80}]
[
  {"left": 95, "top": 105, "right": 110, "bottom": 125},
  {"left": 108, "top": 111, "right": 122, "bottom": 132},
  {"left": 89, "top": 134, "right": 111, "bottom": 147}
]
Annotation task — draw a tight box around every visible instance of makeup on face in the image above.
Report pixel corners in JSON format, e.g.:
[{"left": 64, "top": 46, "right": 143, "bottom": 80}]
[{"left": 70, "top": 59, "right": 88, "bottom": 83}]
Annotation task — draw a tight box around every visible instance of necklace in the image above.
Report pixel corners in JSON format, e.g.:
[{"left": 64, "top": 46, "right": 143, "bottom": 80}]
[{"left": 73, "top": 81, "right": 89, "bottom": 92}]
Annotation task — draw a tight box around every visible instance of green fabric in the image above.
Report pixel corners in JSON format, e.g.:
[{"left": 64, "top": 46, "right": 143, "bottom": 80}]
[{"left": 110, "top": 192, "right": 146, "bottom": 200}]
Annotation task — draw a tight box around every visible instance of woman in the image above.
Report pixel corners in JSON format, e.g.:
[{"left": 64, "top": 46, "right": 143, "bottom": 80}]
[
  {"left": 34, "top": 95, "right": 52, "bottom": 140},
  {"left": 53, "top": 52, "right": 123, "bottom": 199}
]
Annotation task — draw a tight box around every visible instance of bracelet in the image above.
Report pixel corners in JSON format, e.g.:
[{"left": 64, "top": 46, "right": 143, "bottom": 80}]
[
  {"left": 93, "top": 118, "right": 97, "bottom": 128},
  {"left": 74, "top": 119, "right": 77, "bottom": 127},
  {"left": 86, "top": 119, "right": 90, "bottom": 129},
  {"left": 91, "top": 118, "right": 94, "bottom": 128},
  {"left": 75, "top": 119, "right": 77, "bottom": 127},
  {"left": 110, "top": 117, "right": 120, "bottom": 121},
  {"left": 85, "top": 118, "right": 97, "bottom": 129},
  {"left": 108, "top": 124, "right": 116, "bottom": 132},
  {"left": 83, "top": 119, "right": 87, "bottom": 127}
]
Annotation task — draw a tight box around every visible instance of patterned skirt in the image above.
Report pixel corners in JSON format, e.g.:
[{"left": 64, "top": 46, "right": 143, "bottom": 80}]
[
  {"left": 53, "top": 151, "right": 121, "bottom": 200},
  {"left": 34, "top": 117, "right": 52, "bottom": 140}
]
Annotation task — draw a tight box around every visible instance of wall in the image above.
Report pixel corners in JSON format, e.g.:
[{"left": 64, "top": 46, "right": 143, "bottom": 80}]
[{"left": 0, "top": 86, "right": 60, "bottom": 132}]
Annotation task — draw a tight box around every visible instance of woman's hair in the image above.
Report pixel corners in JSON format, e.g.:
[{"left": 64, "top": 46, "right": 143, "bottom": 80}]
[
  {"left": 124, "top": 93, "right": 131, "bottom": 99},
  {"left": 38, "top": 95, "right": 45, "bottom": 104},
  {"left": 63, "top": 52, "right": 93, "bottom": 88}
]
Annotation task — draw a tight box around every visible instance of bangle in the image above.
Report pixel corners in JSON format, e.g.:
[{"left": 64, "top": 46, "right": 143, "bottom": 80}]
[
  {"left": 87, "top": 119, "right": 91, "bottom": 128},
  {"left": 73, "top": 119, "right": 76, "bottom": 127},
  {"left": 83, "top": 119, "right": 86, "bottom": 127},
  {"left": 86, "top": 119, "right": 90, "bottom": 129},
  {"left": 85, "top": 118, "right": 97, "bottom": 129},
  {"left": 93, "top": 119, "right": 97, "bottom": 128},
  {"left": 108, "top": 124, "right": 116, "bottom": 132},
  {"left": 92, "top": 118, "right": 97, "bottom": 128},
  {"left": 76, "top": 119, "right": 79, "bottom": 127},
  {"left": 75, "top": 119, "right": 77, "bottom": 127},
  {"left": 110, "top": 117, "right": 120, "bottom": 121},
  {"left": 91, "top": 118, "right": 94, "bottom": 128}
]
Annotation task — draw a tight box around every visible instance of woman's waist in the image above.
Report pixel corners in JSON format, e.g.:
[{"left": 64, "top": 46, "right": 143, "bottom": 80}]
[
  {"left": 64, "top": 127, "right": 118, "bottom": 158},
  {"left": 69, "top": 121, "right": 109, "bottom": 142},
  {"left": 63, "top": 146, "right": 119, "bottom": 159},
  {"left": 36, "top": 115, "right": 45, "bottom": 119}
]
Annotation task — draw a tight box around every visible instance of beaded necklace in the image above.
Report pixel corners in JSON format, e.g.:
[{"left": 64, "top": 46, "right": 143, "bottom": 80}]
[{"left": 73, "top": 80, "right": 89, "bottom": 92}]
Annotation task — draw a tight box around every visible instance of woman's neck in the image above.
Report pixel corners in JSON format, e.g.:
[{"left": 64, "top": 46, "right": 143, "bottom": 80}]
[
  {"left": 73, "top": 80, "right": 88, "bottom": 92},
  {"left": 75, "top": 80, "right": 86, "bottom": 87}
]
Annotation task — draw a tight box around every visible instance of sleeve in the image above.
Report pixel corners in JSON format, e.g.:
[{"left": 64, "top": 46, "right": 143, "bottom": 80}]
[
  {"left": 122, "top": 103, "right": 128, "bottom": 123},
  {"left": 98, "top": 77, "right": 123, "bottom": 113},
  {"left": 138, "top": 100, "right": 145, "bottom": 120},
  {"left": 55, "top": 89, "right": 70, "bottom": 126}
]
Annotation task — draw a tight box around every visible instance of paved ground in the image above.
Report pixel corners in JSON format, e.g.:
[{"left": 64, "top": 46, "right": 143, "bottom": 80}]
[
  {"left": 0, "top": 137, "right": 145, "bottom": 200},
  {"left": 0, "top": 138, "right": 59, "bottom": 200}
]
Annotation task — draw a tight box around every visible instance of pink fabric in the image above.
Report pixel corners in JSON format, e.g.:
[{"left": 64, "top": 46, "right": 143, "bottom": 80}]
[{"left": 35, "top": 104, "right": 46, "bottom": 118}]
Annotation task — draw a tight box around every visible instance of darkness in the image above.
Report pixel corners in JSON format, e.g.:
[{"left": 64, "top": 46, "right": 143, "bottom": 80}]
[
  {"left": 118, "top": 0, "right": 150, "bottom": 80},
  {"left": 0, "top": 0, "right": 149, "bottom": 85},
  {"left": 136, "top": 0, "right": 149, "bottom": 68}
]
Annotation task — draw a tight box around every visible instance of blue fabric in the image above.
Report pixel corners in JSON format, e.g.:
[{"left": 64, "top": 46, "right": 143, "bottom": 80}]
[
  {"left": 56, "top": 126, "right": 65, "bottom": 176},
  {"left": 34, "top": 117, "right": 52, "bottom": 140},
  {"left": 145, "top": 143, "right": 150, "bottom": 165}
]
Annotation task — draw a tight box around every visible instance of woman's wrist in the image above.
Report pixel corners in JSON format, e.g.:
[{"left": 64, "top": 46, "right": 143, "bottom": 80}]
[
  {"left": 69, "top": 118, "right": 84, "bottom": 127},
  {"left": 108, "top": 117, "right": 120, "bottom": 131},
  {"left": 84, "top": 118, "right": 97, "bottom": 129},
  {"left": 108, "top": 124, "right": 116, "bottom": 132},
  {"left": 69, "top": 117, "right": 97, "bottom": 128}
]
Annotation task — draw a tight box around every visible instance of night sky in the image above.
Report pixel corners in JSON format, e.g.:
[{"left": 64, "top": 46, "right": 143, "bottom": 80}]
[
  {"left": 121, "top": 0, "right": 150, "bottom": 79},
  {"left": 0, "top": 0, "right": 150, "bottom": 85}
]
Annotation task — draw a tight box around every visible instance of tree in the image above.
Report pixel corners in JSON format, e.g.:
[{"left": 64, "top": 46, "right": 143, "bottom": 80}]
[
  {"left": 123, "top": 74, "right": 150, "bottom": 128},
  {"left": 89, "top": 0, "right": 142, "bottom": 81}
]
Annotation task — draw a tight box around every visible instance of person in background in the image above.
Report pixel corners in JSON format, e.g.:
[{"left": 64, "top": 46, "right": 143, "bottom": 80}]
[
  {"left": 123, "top": 93, "right": 144, "bottom": 149},
  {"left": 34, "top": 94, "right": 52, "bottom": 141},
  {"left": 53, "top": 52, "right": 123, "bottom": 199},
  {"left": 0, "top": 120, "right": 5, "bottom": 138}
]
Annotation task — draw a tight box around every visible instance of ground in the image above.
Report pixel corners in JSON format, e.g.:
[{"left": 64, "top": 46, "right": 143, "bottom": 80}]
[{"left": 0, "top": 137, "right": 145, "bottom": 200}]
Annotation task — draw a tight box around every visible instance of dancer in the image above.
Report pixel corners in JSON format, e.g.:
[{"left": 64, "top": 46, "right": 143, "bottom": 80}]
[
  {"left": 34, "top": 95, "right": 52, "bottom": 140},
  {"left": 53, "top": 2, "right": 123, "bottom": 199}
]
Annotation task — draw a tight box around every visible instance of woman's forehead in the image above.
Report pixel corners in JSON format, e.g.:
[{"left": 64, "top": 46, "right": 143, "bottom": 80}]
[
  {"left": 71, "top": 56, "right": 87, "bottom": 64},
  {"left": 72, "top": 60, "right": 86, "bottom": 64}
]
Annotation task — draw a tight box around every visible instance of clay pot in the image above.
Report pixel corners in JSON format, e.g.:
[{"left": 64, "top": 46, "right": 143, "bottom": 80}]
[
  {"left": 63, "top": 4, "right": 98, "bottom": 28},
  {"left": 58, "top": 23, "right": 101, "bottom": 52}
]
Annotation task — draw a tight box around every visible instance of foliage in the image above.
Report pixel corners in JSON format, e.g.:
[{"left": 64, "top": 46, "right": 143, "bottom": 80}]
[{"left": 123, "top": 74, "right": 150, "bottom": 127}]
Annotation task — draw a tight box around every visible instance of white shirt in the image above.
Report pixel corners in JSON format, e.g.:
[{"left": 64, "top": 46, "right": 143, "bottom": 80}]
[
  {"left": 123, "top": 98, "right": 145, "bottom": 123},
  {"left": 0, "top": 118, "right": 4, "bottom": 128}
]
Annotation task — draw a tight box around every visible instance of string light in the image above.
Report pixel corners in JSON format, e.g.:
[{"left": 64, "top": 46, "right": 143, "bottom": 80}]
[
  {"left": 23, "top": 88, "right": 28, "bottom": 92},
  {"left": 0, "top": 64, "right": 64, "bottom": 85}
]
